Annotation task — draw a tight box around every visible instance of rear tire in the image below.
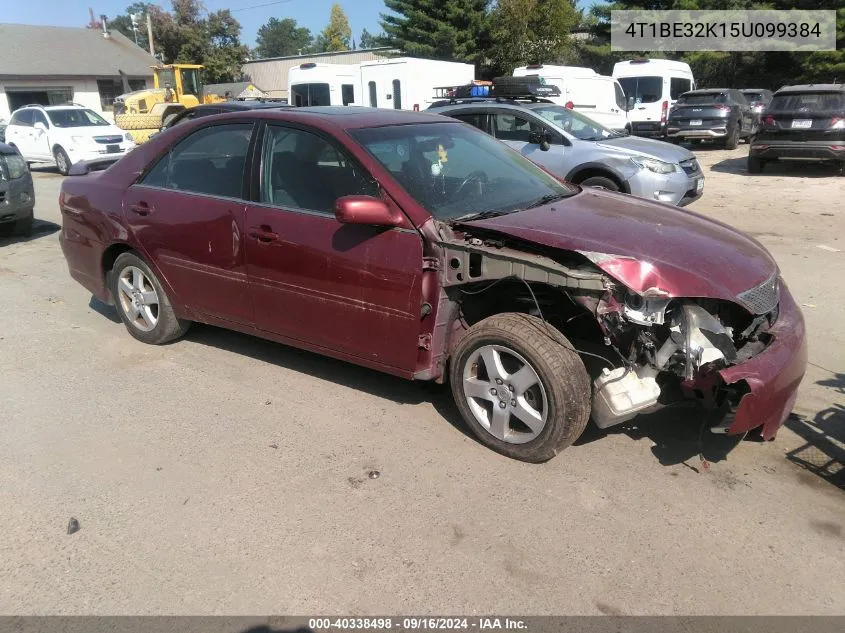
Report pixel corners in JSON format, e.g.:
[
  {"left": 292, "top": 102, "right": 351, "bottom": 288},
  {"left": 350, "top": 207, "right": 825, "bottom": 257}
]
[
  {"left": 725, "top": 125, "right": 739, "bottom": 150},
  {"left": 748, "top": 155, "right": 765, "bottom": 174},
  {"left": 449, "top": 313, "right": 591, "bottom": 463},
  {"left": 579, "top": 176, "right": 620, "bottom": 191},
  {"left": 109, "top": 252, "right": 190, "bottom": 345},
  {"left": 54, "top": 146, "right": 71, "bottom": 175},
  {"left": 114, "top": 113, "right": 165, "bottom": 130}
]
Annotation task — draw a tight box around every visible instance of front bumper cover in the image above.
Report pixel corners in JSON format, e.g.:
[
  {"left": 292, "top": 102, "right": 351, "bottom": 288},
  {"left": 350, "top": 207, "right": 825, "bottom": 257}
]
[{"left": 713, "top": 281, "right": 807, "bottom": 439}]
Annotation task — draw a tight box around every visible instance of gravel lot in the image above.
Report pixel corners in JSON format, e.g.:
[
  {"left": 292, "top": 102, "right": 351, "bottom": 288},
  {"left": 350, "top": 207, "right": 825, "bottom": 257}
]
[{"left": 1, "top": 146, "right": 843, "bottom": 615}]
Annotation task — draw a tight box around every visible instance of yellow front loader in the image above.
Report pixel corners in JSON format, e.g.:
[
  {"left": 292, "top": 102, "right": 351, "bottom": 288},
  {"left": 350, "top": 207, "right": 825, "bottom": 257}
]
[{"left": 114, "top": 64, "right": 224, "bottom": 143}]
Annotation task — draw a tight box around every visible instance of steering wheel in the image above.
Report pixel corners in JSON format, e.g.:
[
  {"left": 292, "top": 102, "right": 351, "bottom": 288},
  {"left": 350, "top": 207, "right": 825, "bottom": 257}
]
[{"left": 453, "top": 170, "right": 489, "bottom": 199}]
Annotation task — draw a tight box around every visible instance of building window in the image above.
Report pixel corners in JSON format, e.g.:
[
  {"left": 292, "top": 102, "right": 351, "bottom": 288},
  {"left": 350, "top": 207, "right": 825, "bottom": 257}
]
[{"left": 97, "top": 78, "right": 146, "bottom": 111}]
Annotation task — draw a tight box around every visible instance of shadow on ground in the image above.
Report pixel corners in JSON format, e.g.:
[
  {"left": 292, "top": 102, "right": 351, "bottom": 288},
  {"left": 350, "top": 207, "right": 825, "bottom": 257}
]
[
  {"left": 785, "top": 373, "right": 845, "bottom": 490},
  {"left": 0, "top": 218, "right": 60, "bottom": 246},
  {"left": 710, "top": 156, "right": 843, "bottom": 177}
]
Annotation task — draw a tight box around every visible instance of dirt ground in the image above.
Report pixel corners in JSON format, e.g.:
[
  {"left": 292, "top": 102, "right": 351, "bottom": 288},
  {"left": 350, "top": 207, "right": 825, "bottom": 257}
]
[{"left": 0, "top": 144, "right": 843, "bottom": 615}]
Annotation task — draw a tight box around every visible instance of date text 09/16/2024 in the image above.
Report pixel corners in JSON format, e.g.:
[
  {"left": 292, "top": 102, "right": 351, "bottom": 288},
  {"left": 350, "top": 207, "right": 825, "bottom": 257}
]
[{"left": 308, "top": 618, "right": 528, "bottom": 631}]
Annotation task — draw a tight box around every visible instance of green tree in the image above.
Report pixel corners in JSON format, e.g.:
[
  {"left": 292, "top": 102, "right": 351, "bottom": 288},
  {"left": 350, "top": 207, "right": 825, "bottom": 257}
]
[
  {"left": 359, "top": 28, "right": 379, "bottom": 49},
  {"left": 320, "top": 3, "right": 353, "bottom": 52},
  {"left": 255, "top": 17, "right": 313, "bottom": 58},
  {"left": 488, "top": 0, "right": 579, "bottom": 73},
  {"left": 380, "top": 0, "right": 490, "bottom": 63}
]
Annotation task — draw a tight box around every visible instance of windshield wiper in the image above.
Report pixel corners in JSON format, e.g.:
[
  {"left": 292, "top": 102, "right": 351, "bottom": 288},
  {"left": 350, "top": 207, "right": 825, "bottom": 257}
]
[
  {"left": 524, "top": 192, "right": 571, "bottom": 209},
  {"left": 450, "top": 209, "right": 511, "bottom": 223}
]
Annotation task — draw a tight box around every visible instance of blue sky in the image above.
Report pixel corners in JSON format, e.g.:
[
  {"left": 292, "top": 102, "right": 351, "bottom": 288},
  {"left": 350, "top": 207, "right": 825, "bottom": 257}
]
[{"left": 3, "top": 0, "right": 593, "bottom": 49}]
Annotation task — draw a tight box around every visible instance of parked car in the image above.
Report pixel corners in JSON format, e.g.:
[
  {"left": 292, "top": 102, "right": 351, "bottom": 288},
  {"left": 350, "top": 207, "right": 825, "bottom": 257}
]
[
  {"left": 749, "top": 83, "right": 845, "bottom": 174},
  {"left": 0, "top": 142, "right": 35, "bottom": 237},
  {"left": 4, "top": 104, "right": 135, "bottom": 175},
  {"left": 59, "top": 107, "right": 805, "bottom": 463},
  {"left": 666, "top": 89, "right": 755, "bottom": 149},
  {"left": 0, "top": 118, "right": 7, "bottom": 144},
  {"left": 740, "top": 89, "right": 773, "bottom": 117},
  {"left": 512, "top": 65, "right": 630, "bottom": 133},
  {"left": 429, "top": 97, "right": 704, "bottom": 206},
  {"left": 161, "top": 99, "right": 292, "bottom": 130},
  {"left": 613, "top": 59, "right": 695, "bottom": 138}
]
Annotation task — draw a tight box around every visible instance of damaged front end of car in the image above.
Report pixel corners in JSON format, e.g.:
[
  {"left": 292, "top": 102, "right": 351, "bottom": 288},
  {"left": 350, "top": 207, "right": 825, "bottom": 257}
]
[{"left": 426, "top": 224, "right": 806, "bottom": 439}]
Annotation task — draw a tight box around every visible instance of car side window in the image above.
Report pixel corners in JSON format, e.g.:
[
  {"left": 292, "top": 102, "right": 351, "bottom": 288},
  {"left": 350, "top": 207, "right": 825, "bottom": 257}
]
[
  {"left": 261, "top": 125, "right": 379, "bottom": 214},
  {"left": 140, "top": 123, "right": 253, "bottom": 198},
  {"left": 11, "top": 110, "right": 33, "bottom": 127},
  {"left": 493, "top": 113, "right": 543, "bottom": 143},
  {"left": 453, "top": 113, "right": 487, "bottom": 133},
  {"left": 32, "top": 111, "right": 49, "bottom": 127}
]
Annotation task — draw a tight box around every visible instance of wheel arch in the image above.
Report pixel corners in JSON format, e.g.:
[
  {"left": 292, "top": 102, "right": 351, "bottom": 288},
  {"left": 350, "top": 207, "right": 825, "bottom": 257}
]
[
  {"left": 100, "top": 243, "right": 185, "bottom": 318},
  {"left": 565, "top": 163, "right": 630, "bottom": 193}
]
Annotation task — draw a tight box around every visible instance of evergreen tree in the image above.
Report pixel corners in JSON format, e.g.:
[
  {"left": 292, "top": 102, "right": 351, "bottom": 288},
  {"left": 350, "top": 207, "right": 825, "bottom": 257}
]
[
  {"left": 255, "top": 17, "right": 313, "bottom": 58},
  {"left": 380, "top": 0, "right": 490, "bottom": 63},
  {"left": 320, "top": 4, "right": 353, "bottom": 52}
]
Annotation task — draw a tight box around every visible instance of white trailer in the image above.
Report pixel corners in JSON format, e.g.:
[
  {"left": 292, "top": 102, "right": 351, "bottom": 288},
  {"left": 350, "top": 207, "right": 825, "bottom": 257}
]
[{"left": 288, "top": 57, "right": 475, "bottom": 111}]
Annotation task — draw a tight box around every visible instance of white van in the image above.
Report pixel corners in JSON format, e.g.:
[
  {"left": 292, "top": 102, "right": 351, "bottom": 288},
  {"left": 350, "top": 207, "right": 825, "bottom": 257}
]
[
  {"left": 288, "top": 58, "right": 475, "bottom": 111},
  {"left": 612, "top": 59, "right": 695, "bottom": 138},
  {"left": 513, "top": 65, "right": 629, "bottom": 132}
]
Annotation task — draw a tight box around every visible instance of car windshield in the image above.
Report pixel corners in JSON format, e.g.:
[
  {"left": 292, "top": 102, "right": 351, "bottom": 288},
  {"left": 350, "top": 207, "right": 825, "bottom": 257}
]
[
  {"left": 351, "top": 121, "right": 577, "bottom": 221},
  {"left": 677, "top": 92, "right": 728, "bottom": 105},
  {"left": 48, "top": 108, "right": 110, "bottom": 127},
  {"left": 531, "top": 105, "right": 619, "bottom": 141},
  {"left": 768, "top": 92, "right": 845, "bottom": 113},
  {"left": 617, "top": 76, "right": 662, "bottom": 104}
]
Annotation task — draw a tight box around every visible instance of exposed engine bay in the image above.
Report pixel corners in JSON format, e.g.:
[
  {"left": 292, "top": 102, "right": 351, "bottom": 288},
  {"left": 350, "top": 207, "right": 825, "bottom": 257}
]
[{"left": 428, "top": 222, "right": 780, "bottom": 431}]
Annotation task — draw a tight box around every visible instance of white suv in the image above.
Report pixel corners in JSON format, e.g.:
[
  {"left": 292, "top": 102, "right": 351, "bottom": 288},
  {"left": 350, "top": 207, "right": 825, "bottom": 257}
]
[{"left": 4, "top": 104, "right": 135, "bottom": 175}]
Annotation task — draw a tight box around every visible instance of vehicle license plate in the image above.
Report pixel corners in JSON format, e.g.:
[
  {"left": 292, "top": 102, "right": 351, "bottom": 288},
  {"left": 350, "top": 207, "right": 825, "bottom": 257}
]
[
  {"left": 689, "top": 119, "right": 702, "bottom": 126},
  {"left": 696, "top": 179, "right": 704, "bottom": 192},
  {"left": 792, "top": 119, "right": 812, "bottom": 129}
]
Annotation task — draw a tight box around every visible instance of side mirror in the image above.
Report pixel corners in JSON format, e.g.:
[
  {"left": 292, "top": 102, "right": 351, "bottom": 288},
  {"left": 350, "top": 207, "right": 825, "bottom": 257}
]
[
  {"left": 626, "top": 96, "right": 635, "bottom": 111},
  {"left": 334, "top": 195, "right": 403, "bottom": 227},
  {"left": 34, "top": 121, "right": 47, "bottom": 133},
  {"left": 67, "top": 161, "right": 90, "bottom": 176},
  {"left": 528, "top": 131, "right": 551, "bottom": 152}
]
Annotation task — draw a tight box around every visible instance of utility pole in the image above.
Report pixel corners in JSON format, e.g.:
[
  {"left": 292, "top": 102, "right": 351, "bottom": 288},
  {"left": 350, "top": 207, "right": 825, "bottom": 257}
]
[{"left": 146, "top": 12, "right": 155, "bottom": 57}]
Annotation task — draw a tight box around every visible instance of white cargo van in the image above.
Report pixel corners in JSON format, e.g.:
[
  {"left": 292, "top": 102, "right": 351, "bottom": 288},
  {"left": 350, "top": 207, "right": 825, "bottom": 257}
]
[
  {"left": 513, "top": 65, "right": 629, "bottom": 132},
  {"left": 288, "top": 58, "right": 475, "bottom": 111},
  {"left": 612, "top": 59, "right": 695, "bottom": 138}
]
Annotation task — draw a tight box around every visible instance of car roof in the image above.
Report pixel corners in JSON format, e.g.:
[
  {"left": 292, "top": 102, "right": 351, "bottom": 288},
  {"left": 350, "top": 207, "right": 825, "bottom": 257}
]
[
  {"left": 253, "top": 106, "right": 448, "bottom": 129},
  {"left": 775, "top": 84, "right": 845, "bottom": 94},
  {"left": 682, "top": 89, "right": 731, "bottom": 94},
  {"left": 200, "top": 101, "right": 291, "bottom": 112}
]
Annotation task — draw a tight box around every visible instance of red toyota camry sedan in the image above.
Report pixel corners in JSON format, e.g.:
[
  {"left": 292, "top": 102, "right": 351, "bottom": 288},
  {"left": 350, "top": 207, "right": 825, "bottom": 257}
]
[{"left": 59, "top": 107, "right": 806, "bottom": 462}]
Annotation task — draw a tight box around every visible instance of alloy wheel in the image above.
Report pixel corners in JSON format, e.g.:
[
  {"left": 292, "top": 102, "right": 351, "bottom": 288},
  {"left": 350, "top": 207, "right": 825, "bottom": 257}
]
[
  {"left": 462, "top": 344, "right": 548, "bottom": 444},
  {"left": 117, "top": 266, "right": 159, "bottom": 332}
]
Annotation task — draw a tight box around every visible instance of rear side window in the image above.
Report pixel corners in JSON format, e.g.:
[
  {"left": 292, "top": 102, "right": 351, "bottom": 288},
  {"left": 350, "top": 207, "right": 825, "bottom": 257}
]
[
  {"left": 141, "top": 123, "right": 253, "bottom": 198},
  {"left": 392, "top": 79, "right": 402, "bottom": 109},
  {"left": 670, "top": 78, "right": 692, "bottom": 100},
  {"left": 10, "top": 110, "right": 33, "bottom": 126},
  {"left": 769, "top": 92, "right": 845, "bottom": 112}
]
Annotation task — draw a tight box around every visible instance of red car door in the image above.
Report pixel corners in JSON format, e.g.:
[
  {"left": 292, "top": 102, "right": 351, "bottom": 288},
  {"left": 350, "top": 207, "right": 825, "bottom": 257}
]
[
  {"left": 244, "top": 123, "right": 424, "bottom": 373},
  {"left": 122, "top": 122, "right": 255, "bottom": 325}
]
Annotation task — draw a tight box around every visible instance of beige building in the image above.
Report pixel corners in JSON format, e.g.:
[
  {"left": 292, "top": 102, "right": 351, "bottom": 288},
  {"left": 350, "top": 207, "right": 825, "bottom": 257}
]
[{"left": 242, "top": 48, "right": 393, "bottom": 100}]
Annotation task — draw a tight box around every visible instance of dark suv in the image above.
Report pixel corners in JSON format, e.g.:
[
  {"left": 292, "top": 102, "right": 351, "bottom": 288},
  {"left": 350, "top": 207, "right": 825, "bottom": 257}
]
[
  {"left": 749, "top": 84, "right": 845, "bottom": 173},
  {"left": 666, "top": 89, "right": 754, "bottom": 149}
]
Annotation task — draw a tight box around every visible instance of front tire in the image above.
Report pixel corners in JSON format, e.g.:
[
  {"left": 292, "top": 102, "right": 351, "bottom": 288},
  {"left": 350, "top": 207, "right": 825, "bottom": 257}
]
[
  {"left": 748, "top": 155, "right": 766, "bottom": 174},
  {"left": 580, "top": 176, "right": 620, "bottom": 191},
  {"left": 449, "top": 313, "right": 591, "bottom": 462},
  {"left": 54, "top": 146, "right": 71, "bottom": 175},
  {"left": 109, "top": 252, "right": 190, "bottom": 345}
]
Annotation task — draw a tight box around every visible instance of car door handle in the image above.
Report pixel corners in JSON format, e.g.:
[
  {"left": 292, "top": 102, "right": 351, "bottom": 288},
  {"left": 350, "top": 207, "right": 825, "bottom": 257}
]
[
  {"left": 248, "top": 225, "right": 279, "bottom": 243},
  {"left": 129, "top": 202, "right": 154, "bottom": 216}
]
